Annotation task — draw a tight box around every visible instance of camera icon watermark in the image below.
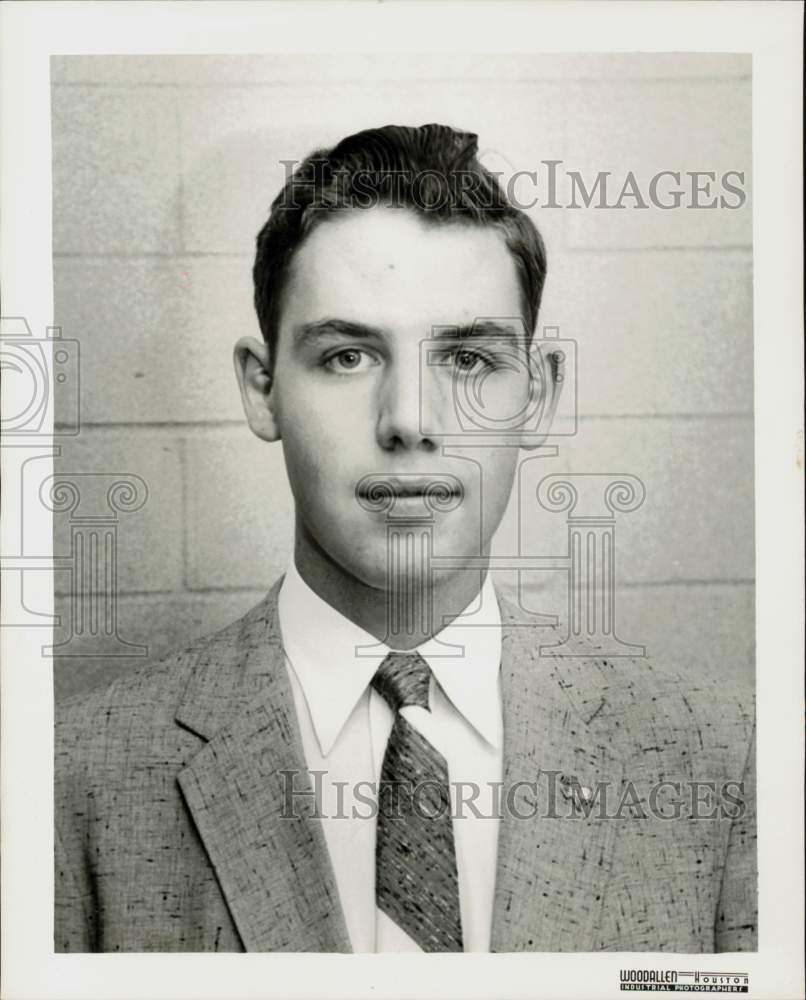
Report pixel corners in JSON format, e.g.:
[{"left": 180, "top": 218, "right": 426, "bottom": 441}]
[
  {"left": 2, "top": 315, "right": 149, "bottom": 660},
  {"left": 0, "top": 317, "right": 80, "bottom": 436},
  {"left": 419, "top": 320, "right": 576, "bottom": 445}
]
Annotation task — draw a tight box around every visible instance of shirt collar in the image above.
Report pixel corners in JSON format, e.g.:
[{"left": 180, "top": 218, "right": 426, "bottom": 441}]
[
  {"left": 418, "top": 576, "right": 502, "bottom": 749},
  {"left": 278, "top": 563, "right": 502, "bottom": 757}
]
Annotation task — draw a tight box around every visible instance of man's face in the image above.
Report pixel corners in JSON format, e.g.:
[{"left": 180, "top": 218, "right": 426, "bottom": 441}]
[{"left": 260, "top": 207, "right": 536, "bottom": 593}]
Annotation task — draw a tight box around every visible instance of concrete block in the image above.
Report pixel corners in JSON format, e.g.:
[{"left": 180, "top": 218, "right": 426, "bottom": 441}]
[
  {"left": 615, "top": 582, "right": 755, "bottom": 689},
  {"left": 539, "top": 250, "right": 753, "bottom": 416},
  {"left": 52, "top": 86, "right": 180, "bottom": 253},
  {"left": 493, "top": 415, "right": 754, "bottom": 585},
  {"left": 562, "top": 79, "right": 751, "bottom": 248},
  {"left": 52, "top": 430, "right": 184, "bottom": 594},
  {"left": 184, "top": 429, "right": 295, "bottom": 590},
  {"left": 53, "top": 256, "right": 253, "bottom": 425}
]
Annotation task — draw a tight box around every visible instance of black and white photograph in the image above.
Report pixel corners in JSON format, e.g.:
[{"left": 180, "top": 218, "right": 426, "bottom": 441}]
[{"left": 1, "top": 3, "right": 803, "bottom": 999}]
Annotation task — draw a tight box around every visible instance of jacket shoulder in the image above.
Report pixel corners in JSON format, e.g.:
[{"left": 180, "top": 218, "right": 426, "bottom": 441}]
[
  {"left": 55, "top": 588, "right": 279, "bottom": 770},
  {"left": 498, "top": 594, "right": 755, "bottom": 769}
]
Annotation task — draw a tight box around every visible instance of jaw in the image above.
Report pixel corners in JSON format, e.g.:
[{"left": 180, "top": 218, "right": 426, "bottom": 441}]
[{"left": 291, "top": 499, "right": 495, "bottom": 644}]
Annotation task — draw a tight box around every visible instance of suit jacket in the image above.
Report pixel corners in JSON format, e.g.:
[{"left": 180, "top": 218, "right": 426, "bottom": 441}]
[{"left": 55, "top": 580, "right": 757, "bottom": 953}]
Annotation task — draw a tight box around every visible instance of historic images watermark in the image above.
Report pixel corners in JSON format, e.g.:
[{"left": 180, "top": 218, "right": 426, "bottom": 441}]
[
  {"left": 1, "top": 316, "right": 149, "bottom": 658},
  {"left": 277, "top": 158, "right": 748, "bottom": 213},
  {"left": 279, "top": 769, "right": 749, "bottom": 822}
]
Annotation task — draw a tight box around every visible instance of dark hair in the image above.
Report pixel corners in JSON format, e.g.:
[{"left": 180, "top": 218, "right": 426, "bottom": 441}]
[{"left": 253, "top": 123, "right": 547, "bottom": 369}]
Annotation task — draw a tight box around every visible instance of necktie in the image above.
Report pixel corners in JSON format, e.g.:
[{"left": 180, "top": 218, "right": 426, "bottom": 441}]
[{"left": 371, "top": 651, "right": 464, "bottom": 952}]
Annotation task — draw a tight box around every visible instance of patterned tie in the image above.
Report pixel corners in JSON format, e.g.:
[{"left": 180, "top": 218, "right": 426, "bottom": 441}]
[{"left": 371, "top": 651, "right": 463, "bottom": 952}]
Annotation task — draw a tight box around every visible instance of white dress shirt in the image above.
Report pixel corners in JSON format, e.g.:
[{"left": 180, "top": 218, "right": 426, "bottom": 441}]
[{"left": 277, "top": 563, "right": 503, "bottom": 952}]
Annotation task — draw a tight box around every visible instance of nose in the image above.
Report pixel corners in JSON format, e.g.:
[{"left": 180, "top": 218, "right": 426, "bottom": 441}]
[{"left": 375, "top": 354, "right": 438, "bottom": 453}]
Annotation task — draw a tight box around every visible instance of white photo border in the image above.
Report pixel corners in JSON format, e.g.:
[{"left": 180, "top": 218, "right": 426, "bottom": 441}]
[{"left": 1, "top": 2, "right": 803, "bottom": 998}]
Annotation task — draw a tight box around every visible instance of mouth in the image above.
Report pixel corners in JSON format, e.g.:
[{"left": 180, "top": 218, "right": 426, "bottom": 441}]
[
  {"left": 355, "top": 474, "right": 465, "bottom": 512},
  {"left": 387, "top": 477, "right": 459, "bottom": 498}
]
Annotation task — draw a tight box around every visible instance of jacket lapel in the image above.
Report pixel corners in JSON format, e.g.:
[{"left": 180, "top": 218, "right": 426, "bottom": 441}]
[
  {"left": 175, "top": 581, "right": 351, "bottom": 953},
  {"left": 491, "top": 600, "right": 624, "bottom": 952}
]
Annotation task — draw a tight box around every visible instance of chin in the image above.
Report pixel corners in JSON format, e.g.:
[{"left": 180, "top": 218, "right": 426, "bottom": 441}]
[
  {"left": 341, "top": 549, "right": 432, "bottom": 592},
  {"left": 324, "top": 519, "right": 487, "bottom": 591}
]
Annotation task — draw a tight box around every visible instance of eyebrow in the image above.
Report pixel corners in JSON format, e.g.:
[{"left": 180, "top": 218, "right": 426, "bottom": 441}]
[
  {"left": 431, "top": 320, "right": 523, "bottom": 343},
  {"left": 294, "top": 319, "right": 385, "bottom": 344},
  {"left": 294, "top": 318, "right": 523, "bottom": 344}
]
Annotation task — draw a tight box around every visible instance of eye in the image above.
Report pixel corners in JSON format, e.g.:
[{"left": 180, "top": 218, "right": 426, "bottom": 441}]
[
  {"left": 452, "top": 349, "right": 492, "bottom": 373},
  {"left": 323, "top": 348, "right": 379, "bottom": 374}
]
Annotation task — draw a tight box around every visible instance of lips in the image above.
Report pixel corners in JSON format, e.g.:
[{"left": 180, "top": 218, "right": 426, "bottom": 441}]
[
  {"left": 357, "top": 475, "right": 462, "bottom": 497},
  {"left": 354, "top": 473, "right": 465, "bottom": 513},
  {"left": 386, "top": 477, "right": 459, "bottom": 498}
]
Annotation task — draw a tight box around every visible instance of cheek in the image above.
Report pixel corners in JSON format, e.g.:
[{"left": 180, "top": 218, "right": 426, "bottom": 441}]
[
  {"left": 275, "top": 384, "right": 372, "bottom": 501},
  {"left": 276, "top": 373, "right": 374, "bottom": 441},
  {"left": 477, "top": 450, "right": 519, "bottom": 520},
  {"left": 275, "top": 385, "right": 334, "bottom": 455}
]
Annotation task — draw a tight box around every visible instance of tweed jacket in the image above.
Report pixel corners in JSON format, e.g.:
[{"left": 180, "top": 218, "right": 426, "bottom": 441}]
[{"left": 55, "top": 580, "right": 757, "bottom": 953}]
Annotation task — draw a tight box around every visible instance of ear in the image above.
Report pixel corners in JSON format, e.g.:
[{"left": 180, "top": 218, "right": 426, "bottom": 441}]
[
  {"left": 233, "top": 336, "right": 280, "bottom": 442},
  {"left": 520, "top": 341, "right": 564, "bottom": 451}
]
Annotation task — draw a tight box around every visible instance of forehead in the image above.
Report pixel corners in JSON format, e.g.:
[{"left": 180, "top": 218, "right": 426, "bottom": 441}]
[{"left": 280, "top": 207, "right": 523, "bottom": 333}]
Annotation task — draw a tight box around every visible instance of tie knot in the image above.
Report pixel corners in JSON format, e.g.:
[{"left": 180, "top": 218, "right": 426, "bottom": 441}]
[{"left": 371, "top": 651, "right": 431, "bottom": 713}]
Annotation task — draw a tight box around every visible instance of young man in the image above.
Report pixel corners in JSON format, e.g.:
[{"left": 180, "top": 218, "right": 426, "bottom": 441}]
[{"left": 55, "top": 124, "right": 756, "bottom": 953}]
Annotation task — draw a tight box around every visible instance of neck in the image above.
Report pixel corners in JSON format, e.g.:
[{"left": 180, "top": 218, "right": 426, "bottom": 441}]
[{"left": 293, "top": 522, "right": 489, "bottom": 650}]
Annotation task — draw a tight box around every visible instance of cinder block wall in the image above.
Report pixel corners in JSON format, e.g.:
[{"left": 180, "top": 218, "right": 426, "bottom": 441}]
[{"left": 51, "top": 54, "right": 754, "bottom": 698}]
